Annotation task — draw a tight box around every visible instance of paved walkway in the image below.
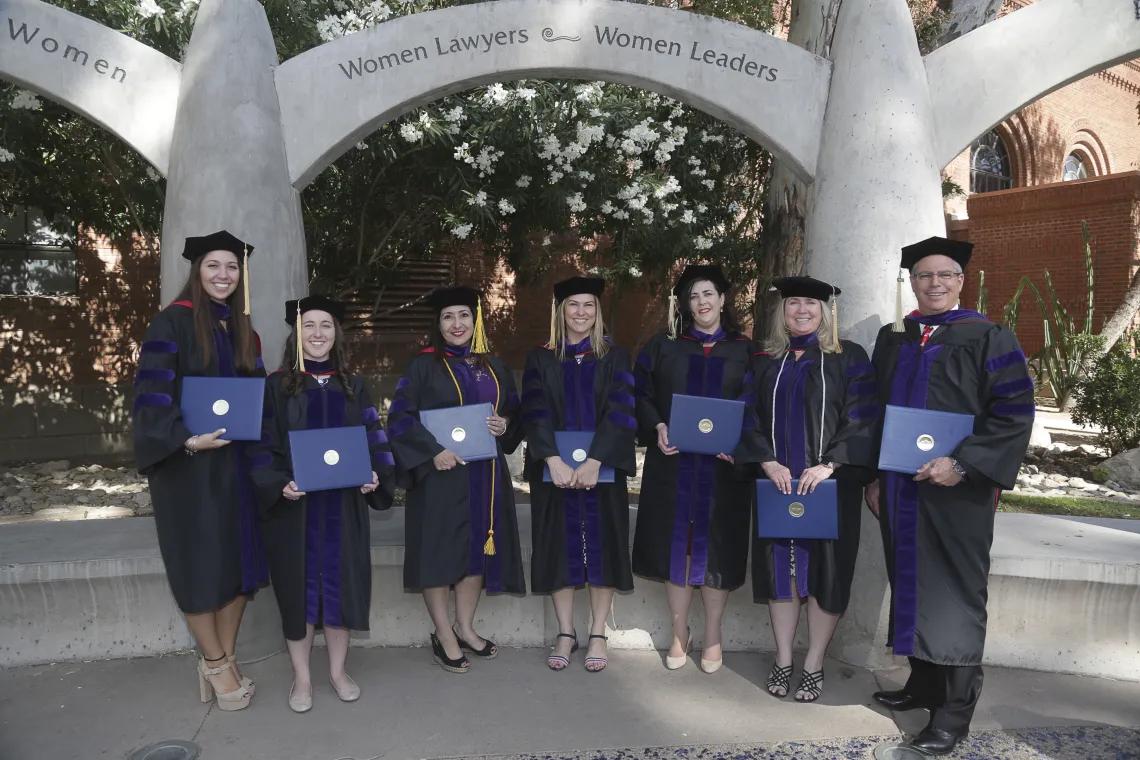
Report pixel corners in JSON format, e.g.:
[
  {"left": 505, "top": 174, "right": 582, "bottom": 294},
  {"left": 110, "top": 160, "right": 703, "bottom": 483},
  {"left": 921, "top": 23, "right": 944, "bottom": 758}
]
[{"left": 1, "top": 649, "right": 1137, "bottom": 760}]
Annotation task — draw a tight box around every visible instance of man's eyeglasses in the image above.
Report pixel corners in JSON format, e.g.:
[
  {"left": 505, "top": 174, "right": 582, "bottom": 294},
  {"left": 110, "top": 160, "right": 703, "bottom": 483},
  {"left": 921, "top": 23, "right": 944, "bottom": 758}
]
[{"left": 912, "top": 271, "right": 962, "bottom": 284}]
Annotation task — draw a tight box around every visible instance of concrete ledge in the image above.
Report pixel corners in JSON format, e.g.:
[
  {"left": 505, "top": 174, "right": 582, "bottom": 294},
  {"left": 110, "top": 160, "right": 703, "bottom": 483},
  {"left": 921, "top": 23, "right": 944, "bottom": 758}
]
[{"left": 1, "top": 509, "right": 1137, "bottom": 680}]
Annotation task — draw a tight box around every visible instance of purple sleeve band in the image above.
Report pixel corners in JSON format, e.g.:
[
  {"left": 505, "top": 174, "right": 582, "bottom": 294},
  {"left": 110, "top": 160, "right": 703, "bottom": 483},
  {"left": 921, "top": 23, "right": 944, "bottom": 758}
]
[
  {"left": 259, "top": 432, "right": 273, "bottom": 445},
  {"left": 254, "top": 357, "right": 264, "bottom": 370},
  {"left": 636, "top": 352, "right": 652, "bottom": 370},
  {"left": 372, "top": 451, "right": 396, "bottom": 467},
  {"left": 395, "top": 377, "right": 411, "bottom": 391},
  {"left": 361, "top": 406, "right": 380, "bottom": 424},
  {"left": 987, "top": 350, "right": 1027, "bottom": 373},
  {"left": 141, "top": 340, "right": 177, "bottom": 355},
  {"left": 134, "top": 368, "right": 175, "bottom": 385},
  {"left": 992, "top": 402, "right": 1036, "bottom": 417},
  {"left": 388, "top": 398, "right": 410, "bottom": 415},
  {"left": 390, "top": 415, "right": 416, "bottom": 438},
  {"left": 743, "top": 372, "right": 754, "bottom": 386},
  {"left": 613, "top": 371, "right": 635, "bottom": 386},
  {"left": 609, "top": 391, "right": 636, "bottom": 408},
  {"left": 133, "top": 393, "right": 172, "bottom": 412},
  {"left": 737, "top": 393, "right": 757, "bottom": 405},
  {"left": 608, "top": 411, "right": 637, "bottom": 430},
  {"left": 249, "top": 452, "right": 274, "bottom": 469},
  {"left": 367, "top": 429, "right": 388, "bottom": 446},
  {"left": 994, "top": 377, "right": 1035, "bottom": 397}
]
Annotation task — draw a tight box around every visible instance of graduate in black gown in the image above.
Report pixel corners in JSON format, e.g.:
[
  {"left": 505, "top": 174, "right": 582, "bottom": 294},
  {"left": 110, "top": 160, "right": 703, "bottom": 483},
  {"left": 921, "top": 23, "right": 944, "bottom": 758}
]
[
  {"left": 132, "top": 230, "right": 268, "bottom": 712},
  {"left": 248, "top": 296, "right": 396, "bottom": 712},
  {"left": 632, "top": 264, "right": 762, "bottom": 674},
  {"left": 387, "top": 286, "right": 524, "bottom": 674},
  {"left": 522, "top": 276, "right": 637, "bottom": 673},
  {"left": 750, "top": 276, "right": 878, "bottom": 702},
  {"left": 866, "top": 237, "right": 1034, "bottom": 756}
]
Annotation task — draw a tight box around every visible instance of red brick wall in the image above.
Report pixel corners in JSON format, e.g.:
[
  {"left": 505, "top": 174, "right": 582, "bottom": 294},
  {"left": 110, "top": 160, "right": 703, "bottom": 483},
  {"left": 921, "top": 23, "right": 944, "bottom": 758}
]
[{"left": 958, "top": 173, "right": 1140, "bottom": 356}]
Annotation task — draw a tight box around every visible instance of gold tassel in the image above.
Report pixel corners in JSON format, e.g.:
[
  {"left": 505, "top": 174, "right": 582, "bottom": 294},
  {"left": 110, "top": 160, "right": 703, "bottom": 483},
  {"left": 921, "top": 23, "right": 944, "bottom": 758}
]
[
  {"left": 832, "top": 290, "right": 843, "bottom": 353},
  {"left": 667, "top": 291, "right": 678, "bottom": 340},
  {"left": 296, "top": 301, "right": 305, "bottom": 373},
  {"left": 548, "top": 296, "right": 558, "bottom": 350},
  {"left": 471, "top": 297, "right": 490, "bottom": 354},
  {"left": 893, "top": 269, "right": 905, "bottom": 332},
  {"left": 484, "top": 443, "right": 497, "bottom": 555},
  {"left": 242, "top": 245, "right": 251, "bottom": 316}
]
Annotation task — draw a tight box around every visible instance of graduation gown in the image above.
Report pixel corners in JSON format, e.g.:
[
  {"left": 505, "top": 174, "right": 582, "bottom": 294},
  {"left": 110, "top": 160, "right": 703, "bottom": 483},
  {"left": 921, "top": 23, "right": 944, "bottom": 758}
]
[
  {"left": 750, "top": 336, "right": 878, "bottom": 614},
  {"left": 631, "top": 330, "right": 763, "bottom": 590},
  {"left": 132, "top": 301, "right": 269, "bottom": 614},
  {"left": 522, "top": 340, "right": 637, "bottom": 593},
  {"left": 872, "top": 311, "right": 1034, "bottom": 666},
  {"left": 388, "top": 348, "right": 526, "bottom": 594},
  {"left": 248, "top": 370, "right": 396, "bottom": 641}
]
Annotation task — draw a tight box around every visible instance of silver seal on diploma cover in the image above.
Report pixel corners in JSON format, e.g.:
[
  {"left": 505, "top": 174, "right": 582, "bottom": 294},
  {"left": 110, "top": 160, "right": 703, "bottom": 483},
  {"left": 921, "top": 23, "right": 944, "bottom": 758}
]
[
  {"left": 572, "top": 448, "right": 587, "bottom": 463},
  {"left": 789, "top": 502, "right": 805, "bottom": 518},
  {"left": 916, "top": 433, "right": 935, "bottom": 452},
  {"left": 323, "top": 449, "right": 340, "bottom": 466},
  {"left": 212, "top": 399, "right": 229, "bottom": 416},
  {"left": 698, "top": 418, "right": 714, "bottom": 434},
  {"left": 451, "top": 427, "right": 467, "bottom": 443}
]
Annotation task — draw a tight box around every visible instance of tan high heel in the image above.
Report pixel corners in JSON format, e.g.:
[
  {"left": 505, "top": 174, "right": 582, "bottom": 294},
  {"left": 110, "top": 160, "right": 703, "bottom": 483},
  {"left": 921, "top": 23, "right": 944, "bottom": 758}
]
[
  {"left": 227, "top": 654, "right": 255, "bottom": 695},
  {"left": 665, "top": 628, "right": 693, "bottom": 670},
  {"left": 198, "top": 656, "right": 252, "bottom": 711}
]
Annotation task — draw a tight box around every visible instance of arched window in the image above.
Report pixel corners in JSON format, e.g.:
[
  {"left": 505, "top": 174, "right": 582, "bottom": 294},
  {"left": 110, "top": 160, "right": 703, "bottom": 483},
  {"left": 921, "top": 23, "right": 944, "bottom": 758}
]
[
  {"left": 970, "top": 130, "right": 1014, "bottom": 194},
  {"left": 1062, "top": 153, "right": 1089, "bottom": 181}
]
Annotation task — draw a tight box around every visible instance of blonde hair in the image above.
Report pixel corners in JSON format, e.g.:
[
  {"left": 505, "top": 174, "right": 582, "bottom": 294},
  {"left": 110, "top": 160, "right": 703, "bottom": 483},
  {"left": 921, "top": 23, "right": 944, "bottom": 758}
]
[
  {"left": 551, "top": 295, "right": 610, "bottom": 361},
  {"left": 763, "top": 297, "right": 841, "bottom": 354}
]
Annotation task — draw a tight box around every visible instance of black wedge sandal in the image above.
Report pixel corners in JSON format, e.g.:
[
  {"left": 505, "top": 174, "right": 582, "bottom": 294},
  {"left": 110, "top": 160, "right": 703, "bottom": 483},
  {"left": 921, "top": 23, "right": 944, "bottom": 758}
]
[
  {"left": 547, "top": 632, "right": 578, "bottom": 671},
  {"left": 454, "top": 626, "right": 498, "bottom": 659},
  {"left": 766, "top": 663, "right": 794, "bottom": 698},
  {"left": 795, "top": 669, "right": 825, "bottom": 703},
  {"left": 430, "top": 632, "right": 470, "bottom": 674}
]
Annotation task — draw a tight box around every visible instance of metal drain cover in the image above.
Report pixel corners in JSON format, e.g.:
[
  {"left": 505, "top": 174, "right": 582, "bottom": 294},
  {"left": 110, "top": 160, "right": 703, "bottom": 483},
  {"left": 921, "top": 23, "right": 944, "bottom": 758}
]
[
  {"left": 126, "top": 740, "right": 200, "bottom": 760},
  {"left": 873, "top": 743, "right": 928, "bottom": 760}
]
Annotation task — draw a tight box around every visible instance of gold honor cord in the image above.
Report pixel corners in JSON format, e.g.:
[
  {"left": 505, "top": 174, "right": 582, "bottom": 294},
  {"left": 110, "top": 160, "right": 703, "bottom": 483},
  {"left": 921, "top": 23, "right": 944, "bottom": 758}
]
[
  {"left": 243, "top": 245, "right": 251, "bottom": 316},
  {"left": 442, "top": 355, "right": 502, "bottom": 556}
]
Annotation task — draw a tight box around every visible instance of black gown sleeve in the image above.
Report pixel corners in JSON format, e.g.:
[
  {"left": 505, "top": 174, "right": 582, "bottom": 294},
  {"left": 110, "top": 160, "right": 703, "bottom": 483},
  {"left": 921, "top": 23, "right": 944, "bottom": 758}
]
[
  {"left": 587, "top": 347, "right": 638, "bottom": 473},
  {"left": 387, "top": 355, "right": 447, "bottom": 487},
  {"left": 247, "top": 375, "right": 292, "bottom": 518},
  {"left": 633, "top": 334, "right": 667, "bottom": 443},
  {"left": 491, "top": 356, "right": 524, "bottom": 456},
  {"left": 747, "top": 351, "right": 778, "bottom": 464},
  {"left": 953, "top": 326, "right": 1035, "bottom": 489},
  {"left": 522, "top": 349, "right": 560, "bottom": 462},
  {"left": 822, "top": 342, "right": 880, "bottom": 479},
  {"left": 357, "top": 378, "right": 396, "bottom": 511},
  {"left": 733, "top": 344, "right": 768, "bottom": 466},
  {"left": 132, "top": 309, "right": 193, "bottom": 474}
]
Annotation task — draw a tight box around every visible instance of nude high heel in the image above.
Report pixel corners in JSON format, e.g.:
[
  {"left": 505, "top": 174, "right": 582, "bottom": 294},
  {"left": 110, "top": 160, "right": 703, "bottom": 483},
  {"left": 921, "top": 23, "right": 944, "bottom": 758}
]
[
  {"left": 227, "top": 654, "right": 255, "bottom": 695},
  {"left": 665, "top": 628, "right": 693, "bottom": 670},
  {"left": 198, "top": 656, "right": 252, "bottom": 711}
]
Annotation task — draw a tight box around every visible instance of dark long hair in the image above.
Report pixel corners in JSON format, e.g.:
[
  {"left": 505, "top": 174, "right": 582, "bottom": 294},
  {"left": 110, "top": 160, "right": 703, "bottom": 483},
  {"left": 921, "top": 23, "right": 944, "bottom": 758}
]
[
  {"left": 679, "top": 278, "right": 742, "bottom": 336},
  {"left": 280, "top": 320, "right": 354, "bottom": 399},
  {"left": 428, "top": 309, "right": 489, "bottom": 371},
  {"left": 174, "top": 254, "right": 257, "bottom": 373}
]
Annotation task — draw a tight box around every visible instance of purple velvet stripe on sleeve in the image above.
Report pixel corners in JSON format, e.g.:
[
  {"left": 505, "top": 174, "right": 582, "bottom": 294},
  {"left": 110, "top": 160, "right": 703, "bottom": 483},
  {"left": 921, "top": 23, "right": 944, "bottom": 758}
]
[
  {"left": 992, "top": 402, "right": 1036, "bottom": 417},
  {"left": 607, "top": 411, "right": 637, "bottom": 430},
  {"left": 141, "top": 340, "right": 177, "bottom": 354},
  {"left": 388, "top": 398, "right": 410, "bottom": 415},
  {"left": 848, "top": 381, "right": 877, "bottom": 396},
  {"left": 372, "top": 451, "right": 395, "bottom": 467},
  {"left": 994, "top": 377, "right": 1035, "bottom": 397},
  {"left": 395, "top": 377, "right": 410, "bottom": 391},
  {"left": 254, "top": 357, "right": 264, "bottom": 370},
  {"left": 250, "top": 452, "right": 274, "bottom": 469},
  {"left": 987, "top": 349, "right": 1027, "bottom": 373},
  {"left": 361, "top": 406, "right": 380, "bottom": 424},
  {"left": 259, "top": 431, "right": 273, "bottom": 445},
  {"left": 367, "top": 429, "right": 388, "bottom": 446},
  {"left": 389, "top": 414, "right": 416, "bottom": 437},
  {"left": 133, "top": 393, "right": 172, "bottom": 412},
  {"left": 522, "top": 388, "right": 546, "bottom": 404},
  {"left": 846, "top": 361, "right": 874, "bottom": 379},
  {"left": 737, "top": 392, "right": 757, "bottom": 405},
  {"left": 609, "top": 391, "right": 636, "bottom": 408},
  {"left": 849, "top": 404, "right": 879, "bottom": 420},
  {"left": 743, "top": 372, "right": 754, "bottom": 386},
  {"left": 523, "top": 408, "right": 553, "bottom": 424},
  {"left": 636, "top": 351, "right": 652, "bottom": 370},
  {"left": 613, "top": 370, "right": 634, "bottom": 386},
  {"left": 134, "top": 368, "right": 174, "bottom": 385}
]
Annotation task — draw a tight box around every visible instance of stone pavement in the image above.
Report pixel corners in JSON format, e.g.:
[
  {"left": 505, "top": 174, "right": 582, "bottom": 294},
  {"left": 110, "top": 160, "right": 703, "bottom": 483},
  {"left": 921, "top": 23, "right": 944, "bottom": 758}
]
[{"left": 1, "top": 649, "right": 1137, "bottom": 760}]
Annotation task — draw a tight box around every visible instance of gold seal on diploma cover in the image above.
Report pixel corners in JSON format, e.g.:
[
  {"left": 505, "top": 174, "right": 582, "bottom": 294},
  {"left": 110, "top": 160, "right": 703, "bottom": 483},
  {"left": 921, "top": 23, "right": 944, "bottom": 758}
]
[
  {"left": 698, "top": 418, "right": 714, "bottom": 434},
  {"left": 451, "top": 427, "right": 467, "bottom": 443},
  {"left": 916, "top": 434, "right": 935, "bottom": 452},
  {"left": 323, "top": 449, "right": 340, "bottom": 466},
  {"left": 572, "top": 448, "right": 587, "bottom": 463},
  {"left": 789, "top": 502, "right": 805, "bottom": 518},
  {"left": 212, "top": 399, "right": 229, "bottom": 416}
]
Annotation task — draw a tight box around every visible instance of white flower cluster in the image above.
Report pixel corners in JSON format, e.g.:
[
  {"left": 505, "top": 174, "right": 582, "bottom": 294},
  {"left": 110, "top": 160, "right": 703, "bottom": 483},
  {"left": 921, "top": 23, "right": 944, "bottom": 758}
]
[
  {"left": 482, "top": 83, "right": 510, "bottom": 106},
  {"left": 515, "top": 175, "right": 532, "bottom": 188},
  {"left": 467, "top": 190, "right": 488, "bottom": 207},
  {"left": 9, "top": 90, "right": 41, "bottom": 111},
  {"left": 174, "top": 0, "right": 199, "bottom": 21},
  {"left": 680, "top": 209, "right": 696, "bottom": 224},
  {"left": 145, "top": 166, "right": 162, "bottom": 182},
  {"left": 454, "top": 142, "right": 474, "bottom": 165},
  {"left": 0, "top": 146, "right": 15, "bottom": 163},
  {"left": 620, "top": 121, "right": 660, "bottom": 156},
  {"left": 653, "top": 175, "right": 681, "bottom": 199},
  {"left": 700, "top": 130, "right": 726, "bottom": 144},
  {"left": 573, "top": 82, "right": 605, "bottom": 102},
  {"left": 498, "top": 199, "right": 516, "bottom": 215},
  {"left": 136, "top": 0, "right": 164, "bottom": 18},
  {"left": 566, "top": 192, "right": 586, "bottom": 213},
  {"left": 693, "top": 236, "right": 714, "bottom": 250},
  {"left": 475, "top": 145, "right": 504, "bottom": 177},
  {"left": 451, "top": 223, "right": 473, "bottom": 239},
  {"left": 316, "top": 1, "right": 392, "bottom": 41},
  {"left": 513, "top": 86, "right": 538, "bottom": 103},
  {"left": 399, "top": 123, "right": 424, "bottom": 142},
  {"left": 443, "top": 105, "right": 465, "bottom": 135}
]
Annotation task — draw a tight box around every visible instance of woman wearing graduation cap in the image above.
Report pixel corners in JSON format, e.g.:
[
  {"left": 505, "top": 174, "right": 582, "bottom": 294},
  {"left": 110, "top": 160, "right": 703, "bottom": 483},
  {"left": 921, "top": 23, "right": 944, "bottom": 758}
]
[
  {"left": 387, "top": 286, "right": 525, "bottom": 674},
  {"left": 750, "top": 276, "right": 878, "bottom": 702},
  {"left": 521, "top": 276, "right": 637, "bottom": 673},
  {"left": 132, "top": 230, "right": 269, "bottom": 711},
  {"left": 247, "top": 295, "right": 396, "bottom": 712},
  {"left": 632, "top": 264, "right": 763, "bottom": 673}
]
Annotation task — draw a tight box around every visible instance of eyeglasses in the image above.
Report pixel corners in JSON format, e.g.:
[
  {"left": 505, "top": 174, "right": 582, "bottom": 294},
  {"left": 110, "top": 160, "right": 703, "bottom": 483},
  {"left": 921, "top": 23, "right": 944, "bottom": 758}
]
[{"left": 912, "top": 271, "right": 962, "bottom": 283}]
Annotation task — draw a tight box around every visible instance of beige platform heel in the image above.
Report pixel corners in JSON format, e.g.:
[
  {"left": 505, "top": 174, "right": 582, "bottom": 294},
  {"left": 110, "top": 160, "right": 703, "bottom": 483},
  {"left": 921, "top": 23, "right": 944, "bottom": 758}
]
[
  {"left": 198, "top": 656, "right": 252, "bottom": 711},
  {"left": 227, "top": 654, "right": 255, "bottom": 695}
]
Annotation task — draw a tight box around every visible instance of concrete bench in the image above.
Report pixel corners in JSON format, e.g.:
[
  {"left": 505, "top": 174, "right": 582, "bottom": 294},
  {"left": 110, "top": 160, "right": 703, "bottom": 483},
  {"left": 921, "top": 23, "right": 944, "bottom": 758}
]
[{"left": 1, "top": 509, "right": 1137, "bottom": 680}]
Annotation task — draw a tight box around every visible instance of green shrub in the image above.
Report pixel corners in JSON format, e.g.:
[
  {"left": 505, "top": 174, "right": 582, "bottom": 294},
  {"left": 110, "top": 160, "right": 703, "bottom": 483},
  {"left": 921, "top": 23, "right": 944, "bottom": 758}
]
[{"left": 1072, "top": 342, "right": 1140, "bottom": 455}]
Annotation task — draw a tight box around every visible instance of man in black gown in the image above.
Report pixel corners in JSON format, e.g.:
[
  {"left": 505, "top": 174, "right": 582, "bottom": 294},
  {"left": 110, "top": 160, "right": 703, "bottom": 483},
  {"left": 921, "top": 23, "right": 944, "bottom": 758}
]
[{"left": 866, "top": 237, "right": 1034, "bottom": 755}]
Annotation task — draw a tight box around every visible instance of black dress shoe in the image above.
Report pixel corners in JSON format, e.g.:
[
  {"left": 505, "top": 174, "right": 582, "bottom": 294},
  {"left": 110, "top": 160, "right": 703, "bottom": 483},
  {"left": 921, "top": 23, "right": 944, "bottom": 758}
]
[
  {"left": 872, "top": 689, "right": 934, "bottom": 711},
  {"left": 908, "top": 727, "right": 962, "bottom": 756}
]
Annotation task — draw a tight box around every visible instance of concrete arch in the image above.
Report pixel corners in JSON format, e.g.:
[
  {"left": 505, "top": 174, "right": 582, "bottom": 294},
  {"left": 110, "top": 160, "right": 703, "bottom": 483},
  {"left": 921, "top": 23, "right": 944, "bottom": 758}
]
[
  {"left": 926, "top": 0, "right": 1140, "bottom": 171},
  {"left": 275, "top": 0, "right": 831, "bottom": 189},
  {"left": 0, "top": 0, "right": 181, "bottom": 174}
]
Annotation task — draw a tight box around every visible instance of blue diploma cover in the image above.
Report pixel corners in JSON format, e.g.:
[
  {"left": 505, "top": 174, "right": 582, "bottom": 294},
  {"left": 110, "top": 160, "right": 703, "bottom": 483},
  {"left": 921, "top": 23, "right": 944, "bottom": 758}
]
[
  {"left": 755, "top": 479, "right": 838, "bottom": 540},
  {"left": 420, "top": 402, "right": 498, "bottom": 462},
  {"left": 289, "top": 426, "right": 373, "bottom": 493},
  {"left": 668, "top": 394, "right": 745, "bottom": 456},
  {"left": 542, "top": 431, "right": 615, "bottom": 483},
  {"left": 180, "top": 376, "right": 265, "bottom": 441},
  {"left": 877, "top": 405, "right": 975, "bottom": 474}
]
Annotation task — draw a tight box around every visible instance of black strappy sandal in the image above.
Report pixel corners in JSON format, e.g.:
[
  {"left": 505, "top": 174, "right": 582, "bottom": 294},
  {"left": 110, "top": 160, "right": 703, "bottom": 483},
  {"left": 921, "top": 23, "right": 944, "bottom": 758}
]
[
  {"left": 584, "top": 634, "right": 608, "bottom": 673},
  {"left": 430, "top": 632, "right": 470, "bottom": 674},
  {"left": 547, "top": 632, "right": 578, "bottom": 671},
  {"left": 766, "top": 663, "right": 794, "bottom": 698},
  {"left": 795, "top": 669, "right": 825, "bottom": 703},
  {"left": 454, "top": 626, "right": 498, "bottom": 659}
]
